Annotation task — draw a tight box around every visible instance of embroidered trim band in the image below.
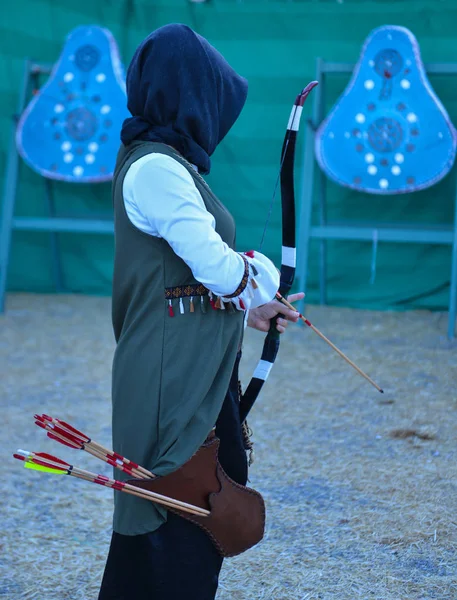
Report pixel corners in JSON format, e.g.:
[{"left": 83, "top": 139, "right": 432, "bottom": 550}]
[
  {"left": 165, "top": 283, "right": 209, "bottom": 300},
  {"left": 223, "top": 255, "right": 250, "bottom": 299}
]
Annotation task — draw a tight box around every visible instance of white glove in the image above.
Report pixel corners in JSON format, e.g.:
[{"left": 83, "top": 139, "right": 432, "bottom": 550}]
[{"left": 222, "top": 250, "right": 280, "bottom": 311}]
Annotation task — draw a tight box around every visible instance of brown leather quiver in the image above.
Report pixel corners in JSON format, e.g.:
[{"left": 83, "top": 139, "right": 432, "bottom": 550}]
[{"left": 126, "top": 435, "right": 265, "bottom": 557}]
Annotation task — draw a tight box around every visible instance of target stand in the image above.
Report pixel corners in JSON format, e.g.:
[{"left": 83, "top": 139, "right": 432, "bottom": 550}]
[
  {"left": 0, "top": 26, "right": 128, "bottom": 311},
  {"left": 295, "top": 26, "right": 457, "bottom": 338}
]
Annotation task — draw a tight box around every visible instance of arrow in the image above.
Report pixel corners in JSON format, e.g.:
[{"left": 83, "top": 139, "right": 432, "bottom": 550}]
[
  {"left": 14, "top": 450, "right": 209, "bottom": 517},
  {"left": 39, "top": 414, "right": 154, "bottom": 477},
  {"left": 35, "top": 414, "right": 154, "bottom": 479},
  {"left": 275, "top": 292, "right": 384, "bottom": 393},
  {"left": 34, "top": 417, "right": 142, "bottom": 478}
]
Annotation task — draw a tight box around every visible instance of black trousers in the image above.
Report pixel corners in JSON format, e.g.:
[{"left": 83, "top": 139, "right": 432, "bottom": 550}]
[{"left": 98, "top": 353, "right": 247, "bottom": 600}]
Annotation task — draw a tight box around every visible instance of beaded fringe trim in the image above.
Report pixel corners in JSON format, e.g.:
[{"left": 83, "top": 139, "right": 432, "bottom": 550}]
[
  {"left": 165, "top": 252, "right": 260, "bottom": 317},
  {"left": 165, "top": 285, "right": 236, "bottom": 317}
]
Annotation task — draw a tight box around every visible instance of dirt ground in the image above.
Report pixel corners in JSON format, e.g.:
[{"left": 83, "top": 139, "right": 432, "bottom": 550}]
[{"left": 1, "top": 294, "right": 456, "bottom": 600}]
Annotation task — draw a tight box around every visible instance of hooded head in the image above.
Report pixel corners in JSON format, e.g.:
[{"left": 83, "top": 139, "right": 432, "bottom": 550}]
[{"left": 121, "top": 24, "right": 248, "bottom": 174}]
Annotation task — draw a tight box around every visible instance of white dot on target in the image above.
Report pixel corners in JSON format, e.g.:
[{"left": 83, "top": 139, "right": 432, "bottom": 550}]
[
  {"left": 88, "top": 142, "right": 99, "bottom": 153},
  {"left": 85, "top": 154, "right": 95, "bottom": 164},
  {"left": 364, "top": 80, "right": 375, "bottom": 90},
  {"left": 61, "top": 142, "right": 71, "bottom": 152},
  {"left": 355, "top": 113, "right": 366, "bottom": 124},
  {"left": 96, "top": 73, "right": 106, "bottom": 83},
  {"left": 365, "top": 153, "right": 375, "bottom": 163},
  {"left": 391, "top": 165, "right": 401, "bottom": 175},
  {"left": 394, "top": 153, "right": 404, "bottom": 164},
  {"left": 400, "top": 79, "right": 411, "bottom": 90},
  {"left": 367, "top": 165, "right": 377, "bottom": 175},
  {"left": 101, "top": 105, "right": 111, "bottom": 115},
  {"left": 63, "top": 153, "right": 74, "bottom": 163},
  {"left": 406, "top": 113, "right": 417, "bottom": 123},
  {"left": 63, "top": 72, "right": 74, "bottom": 83},
  {"left": 379, "top": 178, "right": 389, "bottom": 189},
  {"left": 73, "top": 166, "right": 84, "bottom": 177},
  {"left": 369, "top": 60, "right": 375, "bottom": 67},
  {"left": 54, "top": 104, "right": 64, "bottom": 113}
]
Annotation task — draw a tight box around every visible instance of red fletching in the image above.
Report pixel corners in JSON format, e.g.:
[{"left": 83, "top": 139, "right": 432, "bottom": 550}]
[
  {"left": 239, "top": 299, "right": 246, "bottom": 310},
  {"left": 112, "top": 481, "right": 125, "bottom": 491},
  {"left": 34, "top": 452, "right": 71, "bottom": 467},
  {"left": 47, "top": 432, "right": 81, "bottom": 449},
  {"left": 13, "top": 453, "right": 25, "bottom": 461},
  {"left": 49, "top": 423, "right": 82, "bottom": 446},
  {"left": 244, "top": 250, "right": 255, "bottom": 258},
  {"left": 35, "top": 420, "right": 80, "bottom": 445},
  {"left": 35, "top": 415, "right": 90, "bottom": 447},
  {"left": 39, "top": 414, "right": 90, "bottom": 442},
  {"left": 54, "top": 418, "right": 90, "bottom": 442},
  {"left": 30, "top": 456, "right": 67, "bottom": 471}
]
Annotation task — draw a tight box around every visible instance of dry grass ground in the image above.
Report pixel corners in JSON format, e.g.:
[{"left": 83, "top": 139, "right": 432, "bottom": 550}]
[{"left": 1, "top": 294, "right": 456, "bottom": 600}]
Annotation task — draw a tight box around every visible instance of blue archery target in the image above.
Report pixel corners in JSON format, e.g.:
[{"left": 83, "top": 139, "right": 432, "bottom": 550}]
[
  {"left": 16, "top": 26, "right": 128, "bottom": 182},
  {"left": 315, "top": 26, "right": 457, "bottom": 195}
]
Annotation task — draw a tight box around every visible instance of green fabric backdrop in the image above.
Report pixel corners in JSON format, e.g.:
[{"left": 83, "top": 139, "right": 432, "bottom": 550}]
[{"left": 1, "top": 0, "right": 457, "bottom": 310}]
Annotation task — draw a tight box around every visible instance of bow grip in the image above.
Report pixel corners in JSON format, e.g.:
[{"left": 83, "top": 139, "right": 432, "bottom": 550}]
[{"left": 267, "top": 315, "right": 281, "bottom": 339}]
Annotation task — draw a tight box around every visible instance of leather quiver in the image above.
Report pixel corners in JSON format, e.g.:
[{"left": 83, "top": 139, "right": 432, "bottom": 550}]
[{"left": 126, "top": 436, "right": 265, "bottom": 557}]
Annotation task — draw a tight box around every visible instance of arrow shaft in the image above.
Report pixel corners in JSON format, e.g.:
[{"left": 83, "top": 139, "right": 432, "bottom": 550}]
[
  {"left": 276, "top": 293, "right": 383, "bottom": 393},
  {"left": 36, "top": 416, "right": 152, "bottom": 479},
  {"left": 19, "top": 451, "right": 208, "bottom": 517}
]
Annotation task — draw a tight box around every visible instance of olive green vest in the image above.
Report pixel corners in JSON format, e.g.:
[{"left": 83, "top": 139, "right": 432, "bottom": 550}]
[{"left": 111, "top": 142, "right": 244, "bottom": 535}]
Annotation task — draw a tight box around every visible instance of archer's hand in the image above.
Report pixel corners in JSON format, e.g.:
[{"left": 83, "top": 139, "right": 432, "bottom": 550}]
[{"left": 247, "top": 292, "right": 305, "bottom": 333}]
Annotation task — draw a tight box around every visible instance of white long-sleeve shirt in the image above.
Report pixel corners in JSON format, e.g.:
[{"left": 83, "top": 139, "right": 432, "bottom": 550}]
[
  {"left": 123, "top": 153, "right": 246, "bottom": 297},
  {"left": 123, "top": 152, "right": 280, "bottom": 308}
]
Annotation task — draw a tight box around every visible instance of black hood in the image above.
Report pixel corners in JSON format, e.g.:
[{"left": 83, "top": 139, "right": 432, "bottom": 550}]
[{"left": 121, "top": 23, "right": 248, "bottom": 174}]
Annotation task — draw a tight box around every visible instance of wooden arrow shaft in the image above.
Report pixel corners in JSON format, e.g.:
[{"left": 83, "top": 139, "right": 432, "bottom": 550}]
[{"left": 276, "top": 293, "right": 383, "bottom": 393}]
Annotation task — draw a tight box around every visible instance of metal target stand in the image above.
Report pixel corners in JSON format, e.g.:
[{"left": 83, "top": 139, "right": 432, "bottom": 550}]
[{"left": 0, "top": 59, "right": 115, "bottom": 312}]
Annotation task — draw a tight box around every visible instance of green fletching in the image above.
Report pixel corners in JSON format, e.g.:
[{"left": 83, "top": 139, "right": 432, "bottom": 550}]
[{"left": 24, "top": 461, "right": 66, "bottom": 475}]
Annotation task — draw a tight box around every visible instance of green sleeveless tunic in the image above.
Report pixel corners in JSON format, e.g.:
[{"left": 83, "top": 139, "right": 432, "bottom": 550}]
[{"left": 111, "top": 142, "right": 244, "bottom": 535}]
